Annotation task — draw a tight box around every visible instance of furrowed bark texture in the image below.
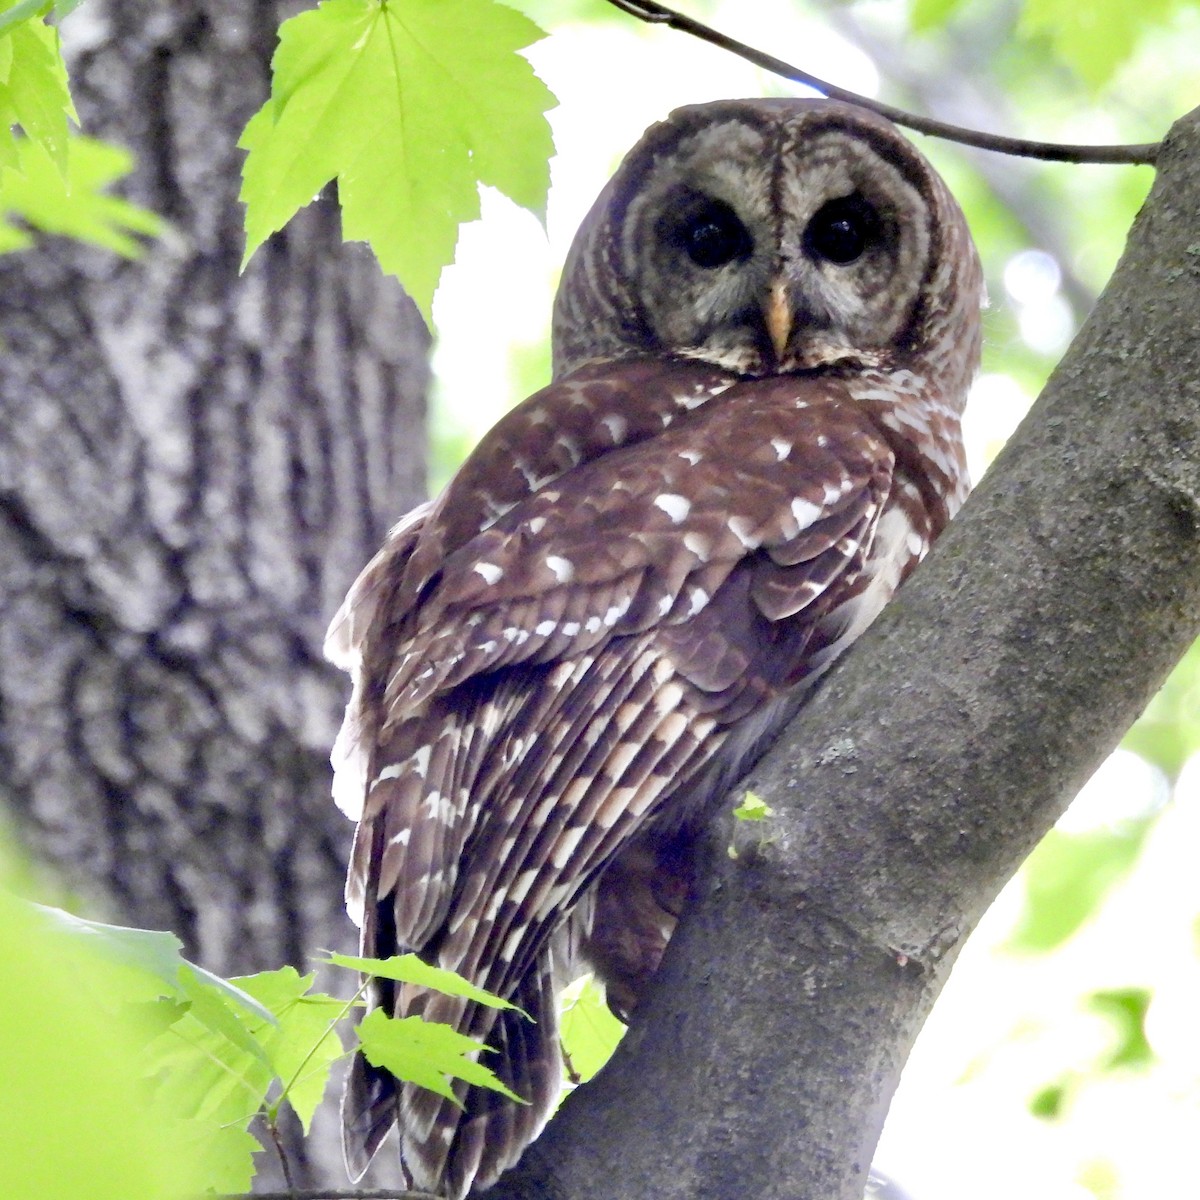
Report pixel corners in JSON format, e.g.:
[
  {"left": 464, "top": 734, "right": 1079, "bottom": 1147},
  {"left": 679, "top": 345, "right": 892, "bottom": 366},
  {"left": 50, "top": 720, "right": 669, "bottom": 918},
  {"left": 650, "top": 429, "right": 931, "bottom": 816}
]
[
  {"left": 1, "top": 3, "right": 430, "bottom": 1185},
  {"left": 489, "top": 106, "right": 1200, "bottom": 1200},
  {"left": 0, "top": 7, "right": 428, "bottom": 1185}
]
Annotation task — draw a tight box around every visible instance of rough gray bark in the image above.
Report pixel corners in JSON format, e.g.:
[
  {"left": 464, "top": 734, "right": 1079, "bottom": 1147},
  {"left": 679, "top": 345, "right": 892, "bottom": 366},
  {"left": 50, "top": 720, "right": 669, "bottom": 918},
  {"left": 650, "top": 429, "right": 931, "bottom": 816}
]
[
  {"left": 1, "top": 0, "right": 428, "bottom": 968},
  {"left": 489, "top": 104, "right": 1200, "bottom": 1200},
  {"left": 0, "top": 1, "right": 428, "bottom": 1181},
  {"left": 0, "top": 16, "right": 432, "bottom": 1180}
]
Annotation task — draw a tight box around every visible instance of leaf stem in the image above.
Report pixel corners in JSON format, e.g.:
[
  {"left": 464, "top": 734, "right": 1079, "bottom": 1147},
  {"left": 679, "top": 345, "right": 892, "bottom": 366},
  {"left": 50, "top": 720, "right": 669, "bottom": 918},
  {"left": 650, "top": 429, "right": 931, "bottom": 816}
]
[{"left": 265, "top": 1114, "right": 297, "bottom": 1195}]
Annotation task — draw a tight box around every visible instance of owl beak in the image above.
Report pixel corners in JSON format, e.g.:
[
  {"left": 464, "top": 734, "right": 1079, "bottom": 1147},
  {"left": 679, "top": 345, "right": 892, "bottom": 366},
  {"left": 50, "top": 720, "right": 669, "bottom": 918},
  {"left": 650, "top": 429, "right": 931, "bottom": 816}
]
[{"left": 761, "top": 279, "right": 793, "bottom": 363}]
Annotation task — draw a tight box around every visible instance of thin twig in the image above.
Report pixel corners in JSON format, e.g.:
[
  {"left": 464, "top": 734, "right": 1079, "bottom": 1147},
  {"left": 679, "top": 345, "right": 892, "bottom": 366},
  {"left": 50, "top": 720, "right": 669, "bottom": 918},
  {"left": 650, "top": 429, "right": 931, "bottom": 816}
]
[
  {"left": 604, "top": 0, "right": 1161, "bottom": 165},
  {"left": 265, "top": 1116, "right": 298, "bottom": 1195}
]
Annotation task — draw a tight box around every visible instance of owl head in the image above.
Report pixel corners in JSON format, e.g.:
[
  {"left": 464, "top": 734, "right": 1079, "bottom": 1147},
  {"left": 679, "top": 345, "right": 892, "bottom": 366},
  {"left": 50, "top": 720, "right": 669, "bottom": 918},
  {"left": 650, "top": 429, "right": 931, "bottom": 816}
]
[{"left": 552, "top": 99, "right": 982, "bottom": 393}]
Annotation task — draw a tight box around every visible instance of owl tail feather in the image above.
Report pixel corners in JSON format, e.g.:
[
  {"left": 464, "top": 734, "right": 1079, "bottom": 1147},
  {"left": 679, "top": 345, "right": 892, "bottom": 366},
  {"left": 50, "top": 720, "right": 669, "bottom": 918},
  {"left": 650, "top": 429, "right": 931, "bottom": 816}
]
[
  {"left": 394, "top": 953, "right": 564, "bottom": 1200},
  {"left": 342, "top": 1051, "right": 399, "bottom": 1182}
]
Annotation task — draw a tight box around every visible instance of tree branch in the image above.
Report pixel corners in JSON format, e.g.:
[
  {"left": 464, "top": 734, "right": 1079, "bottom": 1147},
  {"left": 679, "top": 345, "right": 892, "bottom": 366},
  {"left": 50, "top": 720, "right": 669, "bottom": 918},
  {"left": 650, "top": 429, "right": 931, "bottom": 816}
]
[
  {"left": 604, "top": 0, "right": 1161, "bottom": 164},
  {"left": 484, "top": 103, "right": 1200, "bottom": 1200}
]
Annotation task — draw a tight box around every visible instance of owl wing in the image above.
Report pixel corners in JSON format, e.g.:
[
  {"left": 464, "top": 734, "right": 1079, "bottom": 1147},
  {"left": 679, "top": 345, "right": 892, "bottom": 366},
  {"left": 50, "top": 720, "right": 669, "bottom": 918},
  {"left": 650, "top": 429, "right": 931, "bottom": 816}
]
[
  {"left": 349, "top": 376, "right": 897, "bottom": 947},
  {"left": 334, "top": 368, "right": 902, "bottom": 1192}
]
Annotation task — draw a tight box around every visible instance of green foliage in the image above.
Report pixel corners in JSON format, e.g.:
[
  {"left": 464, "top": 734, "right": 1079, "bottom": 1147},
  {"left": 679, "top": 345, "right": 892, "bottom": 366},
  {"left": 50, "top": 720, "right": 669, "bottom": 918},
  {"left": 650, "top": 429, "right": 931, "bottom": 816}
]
[
  {"left": 33, "top": 904, "right": 275, "bottom": 1020},
  {"left": 329, "top": 949, "right": 524, "bottom": 1011},
  {"left": 559, "top": 974, "right": 625, "bottom": 1085},
  {"left": 908, "top": 0, "right": 966, "bottom": 34},
  {"left": 733, "top": 790, "right": 774, "bottom": 822},
  {"left": 0, "top": 3, "right": 160, "bottom": 255},
  {"left": 910, "top": 0, "right": 1190, "bottom": 91},
  {"left": 1027, "top": 988, "right": 1155, "bottom": 1123},
  {"left": 0, "top": 1, "right": 74, "bottom": 171},
  {"left": 0, "top": 133, "right": 162, "bottom": 253},
  {"left": 1018, "top": 0, "right": 1177, "bottom": 91},
  {"left": 1123, "top": 640, "right": 1200, "bottom": 781},
  {"left": 239, "top": 0, "right": 556, "bottom": 322},
  {"left": 0, "top": 0, "right": 87, "bottom": 40},
  {"left": 3, "top": 883, "right": 526, "bottom": 1195},
  {"left": 359, "top": 1008, "right": 525, "bottom": 1106},
  {"left": 0, "top": 889, "right": 210, "bottom": 1200},
  {"left": 1029, "top": 1080, "right": 1067, "bottom": 1120},
  {"left": 1087, "top": 987, "right": 1153, "bottom": 1070},
  {"left": 1005, "top": 820, "right": 1152, "bottom": 953}
]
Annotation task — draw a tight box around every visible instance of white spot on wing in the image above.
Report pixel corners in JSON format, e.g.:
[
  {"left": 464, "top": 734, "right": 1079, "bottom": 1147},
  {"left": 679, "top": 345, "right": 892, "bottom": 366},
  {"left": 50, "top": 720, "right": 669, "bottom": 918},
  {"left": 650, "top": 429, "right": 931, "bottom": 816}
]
[
  {"left": 654, "top": 493, "right": 691, "bottom": 524},
  {"left": 677, "top": 449, "right": 703, "bottom": 465},
  {"left": 676, "top": 388, "right": 712, "bottom": 410},
  {"left": 602, "top": 414, "right": 628, "bottom": 443},
  {"left": 412, "top": 745, "right": 432, "bottom": 778},
  {"left": 727, "top": 515, "right": 760, "bottom": 549},
  {"left": 536, "top": 619, "right": 556, "bottom": 637},
  {"left": 771, "top": 438, "right": 792, "bottom": 461},
  {"left": 687, "top": 587, "right": 708, "bottom": 616},
  {"left": 473, "top": 561, "right": 503, "bottom": 585},
  {"left": 683, "top": 531, "right": 711, "bottom": 561},
  {"left": 603, "top": 596, "right": 631, "bottom": 626},
  {"left": 546, "top": 555, "right": 575, "bottom": 583},
  {"left": 518, "top": 462, "right": 556, "bottom": 491},
  {"left": 791, "top": 497, "right": 822, "bottom": 529}
]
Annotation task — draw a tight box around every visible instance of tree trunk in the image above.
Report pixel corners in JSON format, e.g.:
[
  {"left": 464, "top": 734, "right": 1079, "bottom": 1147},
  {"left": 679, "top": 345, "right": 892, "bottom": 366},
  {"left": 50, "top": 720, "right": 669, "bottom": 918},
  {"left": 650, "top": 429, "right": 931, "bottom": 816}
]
[{"left": 0, "top": 0, "right": 428, "bottom": 1180}]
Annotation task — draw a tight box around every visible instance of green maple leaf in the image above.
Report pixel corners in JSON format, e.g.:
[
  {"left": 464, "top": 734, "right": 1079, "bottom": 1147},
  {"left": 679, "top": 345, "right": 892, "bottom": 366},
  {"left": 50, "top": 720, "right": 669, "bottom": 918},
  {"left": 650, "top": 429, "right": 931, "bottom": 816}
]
[
  {"left": 162, "top": 1118, "right": 260, "bottom": 1194},
  {"left": 232, "top": 966, "right": 347, "bottom": 1133},
  {"left": 558, "top": 974, "right": 624, "bottom": 1085},
  {"left": 357, "top": 1007, "right": 526, "bottom": 1105},
  {"left": 239, "top": 0, "right": 556, "bottom": 322},
  {"left": 329, "top": 950, "right": 523, "bottom": 1011},
  {"left": 0, "top": 134, "right": 162, "bottom": 255},
  {"left": 0, "top": 6, "right": 75, "bottom": 172}
]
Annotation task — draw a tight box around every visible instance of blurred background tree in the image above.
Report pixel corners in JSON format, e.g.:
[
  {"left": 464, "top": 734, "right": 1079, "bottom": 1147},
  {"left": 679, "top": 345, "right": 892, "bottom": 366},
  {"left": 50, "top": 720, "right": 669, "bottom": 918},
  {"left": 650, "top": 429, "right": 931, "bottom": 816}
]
[{"left": 1, "top": 1, "right": 1196, "bottom": 1197}]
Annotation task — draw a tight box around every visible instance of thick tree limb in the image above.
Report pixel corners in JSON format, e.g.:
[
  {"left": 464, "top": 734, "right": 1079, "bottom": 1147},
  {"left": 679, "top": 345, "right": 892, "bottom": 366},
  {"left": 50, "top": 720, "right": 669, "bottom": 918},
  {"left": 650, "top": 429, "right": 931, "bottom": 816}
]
[{"left": 486, "top": 104, "right": 1200, "bottom": 1200}]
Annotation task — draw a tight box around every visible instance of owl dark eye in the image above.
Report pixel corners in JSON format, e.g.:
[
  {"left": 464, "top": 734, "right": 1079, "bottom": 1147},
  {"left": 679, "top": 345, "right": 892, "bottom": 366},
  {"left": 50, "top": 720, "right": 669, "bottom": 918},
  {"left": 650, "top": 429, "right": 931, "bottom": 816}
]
[
  {"left": 672, "top": 199, "right": 753, "bottom": 269},
  {"left": 804, "top": 194, "right": 881, "bottom": 265}
]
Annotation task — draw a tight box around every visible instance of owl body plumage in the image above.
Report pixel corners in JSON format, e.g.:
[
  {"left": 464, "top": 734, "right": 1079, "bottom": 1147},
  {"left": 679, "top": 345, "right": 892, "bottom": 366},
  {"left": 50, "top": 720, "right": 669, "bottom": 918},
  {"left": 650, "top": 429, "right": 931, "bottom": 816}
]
[{"left": 329, "top": 99, "right": 982, "bottom": 1197}]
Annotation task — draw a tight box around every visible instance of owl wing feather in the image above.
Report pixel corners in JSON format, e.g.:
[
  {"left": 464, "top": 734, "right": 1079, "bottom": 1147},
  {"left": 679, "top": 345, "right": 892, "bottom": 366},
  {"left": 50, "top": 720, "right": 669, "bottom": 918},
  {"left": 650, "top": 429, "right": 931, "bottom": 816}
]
[{"left": 336, "top": 366, "right": 902, "bottom": 1194}]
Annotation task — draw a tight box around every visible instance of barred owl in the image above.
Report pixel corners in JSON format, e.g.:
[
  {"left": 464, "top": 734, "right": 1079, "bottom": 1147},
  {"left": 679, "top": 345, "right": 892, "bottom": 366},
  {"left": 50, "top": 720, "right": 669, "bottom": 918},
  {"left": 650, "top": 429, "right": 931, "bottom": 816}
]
[{"left": 327, "top": 98, "right": 982, "bottom": 1197}]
